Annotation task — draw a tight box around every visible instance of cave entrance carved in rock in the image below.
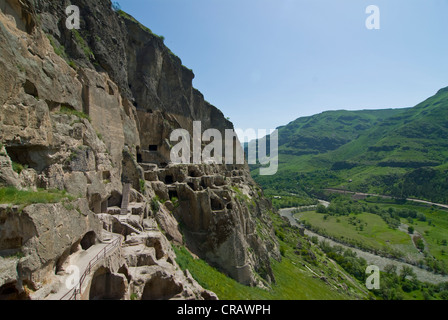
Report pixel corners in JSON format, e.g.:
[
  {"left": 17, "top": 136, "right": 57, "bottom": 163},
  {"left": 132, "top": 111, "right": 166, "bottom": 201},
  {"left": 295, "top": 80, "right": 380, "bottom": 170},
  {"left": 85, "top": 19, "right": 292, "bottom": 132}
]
[
  {"left": 141, "top": 274, "right": 182, "bottom": 300},
  {"left": 80, "top": 231, "right": 97, "bottom": 251},
  {"left": 89, "top": 267, "right": 126, "bottom": 300}
]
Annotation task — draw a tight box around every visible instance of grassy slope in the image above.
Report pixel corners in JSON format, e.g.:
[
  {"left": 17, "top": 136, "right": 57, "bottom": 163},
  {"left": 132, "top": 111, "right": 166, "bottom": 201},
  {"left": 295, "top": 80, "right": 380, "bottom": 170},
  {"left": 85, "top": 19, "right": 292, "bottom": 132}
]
[
  {"left": 174, "top": 246, "right": 353, "bottom": 300},
  {"left": 0, "top": 187, "right": 74, "bottom": 205},
  {"left": 252, "top": 109, "right": 404, "bottom": 195},
  {"left": 174, "top": 210, "right": 370, "bottom": 300}
]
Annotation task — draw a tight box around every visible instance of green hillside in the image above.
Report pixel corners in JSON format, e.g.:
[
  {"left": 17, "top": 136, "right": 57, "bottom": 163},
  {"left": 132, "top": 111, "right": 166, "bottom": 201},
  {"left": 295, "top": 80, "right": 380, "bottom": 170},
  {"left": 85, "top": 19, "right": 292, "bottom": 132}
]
[
  {"left": 251, "top": 86, "right": 448, "bottom": 204},
  {"left": 174, "top": 209, "right": 370, "bottom": 300}
]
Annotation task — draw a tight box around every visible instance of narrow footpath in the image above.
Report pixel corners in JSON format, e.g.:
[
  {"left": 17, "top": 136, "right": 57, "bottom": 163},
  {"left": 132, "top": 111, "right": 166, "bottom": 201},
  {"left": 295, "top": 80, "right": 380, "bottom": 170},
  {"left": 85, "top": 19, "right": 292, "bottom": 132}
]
[{"left": 46, "top": 233, "right": 122, "bottom": 300}]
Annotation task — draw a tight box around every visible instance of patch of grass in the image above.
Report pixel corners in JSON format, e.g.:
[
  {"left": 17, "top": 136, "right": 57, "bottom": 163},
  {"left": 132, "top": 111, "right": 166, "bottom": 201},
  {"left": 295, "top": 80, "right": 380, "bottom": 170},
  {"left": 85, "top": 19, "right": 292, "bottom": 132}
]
[
  {"left": 139, "top": 179, "right": 146, "bottom": 193},
  {"left": 5, "top": 251, "right": 25, "bottom": 260},
  {"left": 16, "top": 64, "right": 25, "bottom": 73},
  {"left": 71, "top": 29, "right": 95, "bottom": 60},
  {"left": 58, "top": 105, "right": 91, "bottom": 122},
  {"left": 47, "top": 34, "right": 68, "bottom": 59},
  {"left": 150, "top": 196, "right": 160, "bottom": 214},
  {"left": 170, "top": 196, "right": 180, "bottom": 209},
  {"left": 0, "top": 187, "right": 75, "bottom": 206},
  {"left": 12, "top": 162, "right": 27, "bottom": 174},
  {"left": 231, "top": 185, "right": 251, "bottom": 204},
  {"left": 68, "top": 60, "right": 77, "bottom": 69},
  {"left": 63, "top": 202, "right": 76, "bottom": 211},
  {"left": 96, "top": 131, "right": 104, "bottom": 142}
]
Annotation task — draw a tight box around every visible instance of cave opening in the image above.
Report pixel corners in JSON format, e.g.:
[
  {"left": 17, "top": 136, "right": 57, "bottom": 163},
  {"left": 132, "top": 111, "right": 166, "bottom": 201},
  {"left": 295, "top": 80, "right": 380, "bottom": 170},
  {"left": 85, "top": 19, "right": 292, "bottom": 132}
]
[
  {"left": 165, "top": 175, "right": 174, "bottom": 184},
  {"left": 187, "top": 182, "right": 195, "bottom": 191},
  {"left": 141, "top": 275, "right": 182, "bottom": 300},
  {"left": 102, "top": 171, "right": 111, "bottom": 181},
  {"left": 54, "top": 240, "right": 83, "bottom": 275},
  {"left": 136, "top": 146, "right": 142, "bottom": 163},
  {"left": 5, "top": 146, "right": 47, "bottom": 172},
  {"left": 210, "top": 198, "right": 224, "bottom": 211},
  {"left": 168, "top": 190, "right": 178, "bottom": 200},
  {"left": 0, "top": 282, "right": 29, "bottom": 300},
  {"left": 80, "top": 231, "right": 97, "bottom": 251},
  {"left": 189, "top": 169, "right": 201, "bottom": 178},
  {"left": 108, "top": 191, "right": 122, "bottom": 207},
  {"left": 23, "top": 79, "right": 38, "bottom": 97},
  {"left": 89, "top": 267, "right": 126, "bottom": 300}
]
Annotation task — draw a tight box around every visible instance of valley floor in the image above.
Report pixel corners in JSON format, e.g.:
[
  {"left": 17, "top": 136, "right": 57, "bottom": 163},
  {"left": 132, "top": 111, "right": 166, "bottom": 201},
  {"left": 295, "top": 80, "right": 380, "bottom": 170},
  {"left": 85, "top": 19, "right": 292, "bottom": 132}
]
[{"left": 280, "top": 207, "right": 448, "bottom": 285}]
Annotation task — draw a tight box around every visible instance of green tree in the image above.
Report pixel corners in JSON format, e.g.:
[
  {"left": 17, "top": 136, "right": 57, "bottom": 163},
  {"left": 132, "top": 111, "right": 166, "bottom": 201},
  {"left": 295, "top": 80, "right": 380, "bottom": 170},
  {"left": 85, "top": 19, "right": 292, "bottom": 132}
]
[
  {"left": 400, "top": 266, "right": 416, "bottom": 281},
  {"left": 384, "top": 264, "right": 397, "bottom": 275},
  {"left": 416, "top": 238, "right": 425, "bottom": 251},
  {"left": 316, "top": 204, "right": 327, "bottom": 213}
]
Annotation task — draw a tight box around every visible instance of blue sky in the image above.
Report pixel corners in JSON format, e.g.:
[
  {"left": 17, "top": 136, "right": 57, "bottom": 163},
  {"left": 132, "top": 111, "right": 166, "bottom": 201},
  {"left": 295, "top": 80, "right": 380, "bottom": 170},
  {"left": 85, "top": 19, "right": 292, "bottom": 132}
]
[{"left": 119, "top": 0, "right": 448, "bottom": 141}]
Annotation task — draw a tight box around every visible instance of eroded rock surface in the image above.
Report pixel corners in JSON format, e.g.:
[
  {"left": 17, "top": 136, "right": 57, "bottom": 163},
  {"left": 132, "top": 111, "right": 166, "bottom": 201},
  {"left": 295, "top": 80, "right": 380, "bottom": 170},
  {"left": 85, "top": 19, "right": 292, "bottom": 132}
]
[{"left": 0, "top": 0, "right": 279, "bottom": 299}]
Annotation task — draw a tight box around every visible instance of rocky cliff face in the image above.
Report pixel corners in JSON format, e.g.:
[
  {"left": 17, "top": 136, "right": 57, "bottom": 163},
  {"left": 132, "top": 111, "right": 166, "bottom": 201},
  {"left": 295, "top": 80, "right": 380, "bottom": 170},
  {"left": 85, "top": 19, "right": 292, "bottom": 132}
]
[{"left": 0, "top": 0, "right": 279, "bottom": 299}]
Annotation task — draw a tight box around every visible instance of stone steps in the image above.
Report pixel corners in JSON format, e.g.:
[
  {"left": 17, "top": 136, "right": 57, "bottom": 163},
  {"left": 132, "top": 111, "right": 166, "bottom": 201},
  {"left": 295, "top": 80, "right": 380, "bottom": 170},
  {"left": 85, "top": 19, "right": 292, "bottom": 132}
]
[{"left": 139, "top": 163, "right": 158, "bottom": 171}]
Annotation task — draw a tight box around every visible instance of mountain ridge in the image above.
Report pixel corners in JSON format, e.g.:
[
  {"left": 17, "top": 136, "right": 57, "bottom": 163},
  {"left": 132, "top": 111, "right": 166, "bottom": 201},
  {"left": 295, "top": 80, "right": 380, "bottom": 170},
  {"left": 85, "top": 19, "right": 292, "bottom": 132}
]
[{"left": 251, "top": 86, "right": 448, "bottom": 203}]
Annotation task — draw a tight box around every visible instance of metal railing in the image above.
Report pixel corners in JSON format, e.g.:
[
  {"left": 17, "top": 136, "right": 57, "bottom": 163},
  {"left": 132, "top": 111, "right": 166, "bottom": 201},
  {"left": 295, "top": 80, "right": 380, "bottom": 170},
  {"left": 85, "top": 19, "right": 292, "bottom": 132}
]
[{"left": 60, "top": 236, "right": 122, "bottom": 300}]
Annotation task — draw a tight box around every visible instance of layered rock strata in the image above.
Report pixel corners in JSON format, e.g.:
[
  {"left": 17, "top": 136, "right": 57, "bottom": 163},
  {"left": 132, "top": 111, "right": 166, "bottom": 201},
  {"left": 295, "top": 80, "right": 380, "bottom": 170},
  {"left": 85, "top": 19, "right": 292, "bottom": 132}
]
[{"left": 0, "top": 0, "right": 279, "bottom": 299}]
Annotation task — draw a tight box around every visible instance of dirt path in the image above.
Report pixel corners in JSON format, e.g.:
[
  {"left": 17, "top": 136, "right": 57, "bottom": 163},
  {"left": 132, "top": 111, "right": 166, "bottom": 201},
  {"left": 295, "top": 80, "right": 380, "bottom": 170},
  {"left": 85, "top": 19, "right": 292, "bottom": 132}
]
[{"left": 279, "top": 207, "right": 448, "bottom": 284}]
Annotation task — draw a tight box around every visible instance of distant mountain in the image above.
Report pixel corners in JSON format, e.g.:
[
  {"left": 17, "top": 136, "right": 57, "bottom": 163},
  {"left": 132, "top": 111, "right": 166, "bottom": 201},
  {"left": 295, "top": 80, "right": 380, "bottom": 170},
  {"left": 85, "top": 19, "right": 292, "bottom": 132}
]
[{"left": 251, "top": 87, "right": 448, "bottom": 203}]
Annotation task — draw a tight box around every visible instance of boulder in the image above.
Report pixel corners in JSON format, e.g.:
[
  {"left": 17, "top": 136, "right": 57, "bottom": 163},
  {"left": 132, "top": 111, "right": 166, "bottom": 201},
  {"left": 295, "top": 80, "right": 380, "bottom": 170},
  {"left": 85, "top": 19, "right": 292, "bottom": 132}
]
[{"left": 154, "top": 205, "right": 183, "bottom": 244}]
